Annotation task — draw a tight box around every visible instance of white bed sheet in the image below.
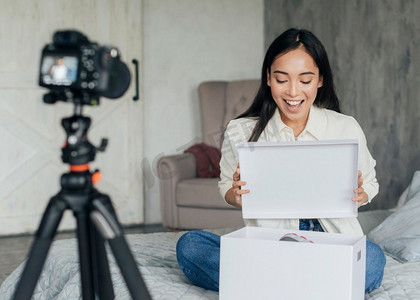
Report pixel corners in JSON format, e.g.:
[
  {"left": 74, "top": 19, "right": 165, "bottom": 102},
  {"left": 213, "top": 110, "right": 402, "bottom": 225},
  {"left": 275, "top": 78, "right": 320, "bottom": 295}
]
[{"left": 1, "top": 228, "right": 419, "bottom": 299}]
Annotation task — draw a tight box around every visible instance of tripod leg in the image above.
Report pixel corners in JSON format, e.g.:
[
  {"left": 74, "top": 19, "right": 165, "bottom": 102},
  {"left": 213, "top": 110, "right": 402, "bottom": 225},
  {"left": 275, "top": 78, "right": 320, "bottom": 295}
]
[
  {"left": 90, "top": 197, "right": 152, "bottom": 300},
  {"left": 75, "top": 211, "right": 96, "bottom": 300},
  {"left": 13, "top": 196, "right": 67, "bottom": 300},
  {"left": 90, "top": 223, "right": 115, "bottom": 299},
  {"left": 108, "top": 236, "right": 152, "bottom": 300}
]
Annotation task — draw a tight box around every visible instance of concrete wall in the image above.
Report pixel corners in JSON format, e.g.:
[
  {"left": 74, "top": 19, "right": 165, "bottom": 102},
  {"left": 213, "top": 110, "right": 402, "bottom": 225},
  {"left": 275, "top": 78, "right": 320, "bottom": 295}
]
[
  {"left": 142, "top": 0, "right": 264, "bottom": 223},
  {"left": 265, "top": 0, "right": 420, "bottom": 209}
]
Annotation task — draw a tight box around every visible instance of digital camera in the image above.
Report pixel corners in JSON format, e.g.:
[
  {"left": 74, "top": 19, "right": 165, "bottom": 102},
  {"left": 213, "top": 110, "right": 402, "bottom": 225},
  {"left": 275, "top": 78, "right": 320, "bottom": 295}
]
[{"left": 39, "top": 30, "right": 130, "bottom": 104}]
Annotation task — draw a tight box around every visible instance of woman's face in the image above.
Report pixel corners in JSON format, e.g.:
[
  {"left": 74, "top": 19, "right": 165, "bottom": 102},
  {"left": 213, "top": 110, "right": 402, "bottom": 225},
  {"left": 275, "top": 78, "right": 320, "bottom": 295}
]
[{"left": 267, "top": 47, "right": 323, "bottom": 126}]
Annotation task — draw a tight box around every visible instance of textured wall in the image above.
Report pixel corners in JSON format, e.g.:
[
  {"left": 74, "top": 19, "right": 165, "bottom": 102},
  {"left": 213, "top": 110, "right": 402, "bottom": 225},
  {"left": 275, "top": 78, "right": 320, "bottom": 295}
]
[{"left": 265, "top": 0, "right": 420, "bottom": 210}]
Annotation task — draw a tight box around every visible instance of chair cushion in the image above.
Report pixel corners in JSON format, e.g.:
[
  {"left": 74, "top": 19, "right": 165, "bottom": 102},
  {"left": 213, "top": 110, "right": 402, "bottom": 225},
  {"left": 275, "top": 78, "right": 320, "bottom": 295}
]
[{"left": 176, "top": 178, "right": 235, "bottom": 209}]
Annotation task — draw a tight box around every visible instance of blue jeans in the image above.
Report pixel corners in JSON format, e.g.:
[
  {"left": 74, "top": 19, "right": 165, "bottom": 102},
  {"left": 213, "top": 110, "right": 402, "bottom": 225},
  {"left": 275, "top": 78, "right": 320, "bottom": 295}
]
[
  {"left": 299, "top": 218, "right": 324, "bottom": 231},
  {"left": 176, "top": 224, "right": 386, "bottom": 293}
]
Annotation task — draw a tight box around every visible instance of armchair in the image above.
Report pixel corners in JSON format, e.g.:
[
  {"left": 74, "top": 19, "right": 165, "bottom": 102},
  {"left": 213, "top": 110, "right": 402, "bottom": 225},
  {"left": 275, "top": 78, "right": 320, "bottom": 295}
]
[{"left": 158, "top": 79, "right": 260, "bottom": 230}]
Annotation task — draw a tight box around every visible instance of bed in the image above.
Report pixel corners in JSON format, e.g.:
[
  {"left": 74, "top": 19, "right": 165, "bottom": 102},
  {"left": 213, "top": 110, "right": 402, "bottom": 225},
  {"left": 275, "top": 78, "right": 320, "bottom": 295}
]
[{"left": 1, "top": 172, "right": 420, "bottom": 299}]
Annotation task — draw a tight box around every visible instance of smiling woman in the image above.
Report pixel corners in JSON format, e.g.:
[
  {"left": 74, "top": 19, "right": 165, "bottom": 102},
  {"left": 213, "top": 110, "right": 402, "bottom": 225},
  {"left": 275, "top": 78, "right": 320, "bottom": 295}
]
[
  {"left": 267, "top": 47, "right": 323, "bottom": 137},
  {"left": 237, "top": 28, "right": 340, "bottom": 142},
  {"left": 176, "top": 28, "right": 386, "bottom": 295}
]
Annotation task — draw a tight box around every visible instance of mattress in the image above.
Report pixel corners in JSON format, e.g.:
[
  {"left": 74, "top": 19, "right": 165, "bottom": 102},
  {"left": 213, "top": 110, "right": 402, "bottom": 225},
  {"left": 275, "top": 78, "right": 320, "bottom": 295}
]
[{"left": 1, "top": 227, "right": 419, "bottom": 299}]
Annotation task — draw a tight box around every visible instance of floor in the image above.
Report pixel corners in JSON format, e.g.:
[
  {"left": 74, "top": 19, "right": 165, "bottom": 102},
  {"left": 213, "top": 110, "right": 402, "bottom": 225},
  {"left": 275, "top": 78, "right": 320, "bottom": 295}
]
[{"left": 0, "top": 224, "right": 166, "bottom": 287}]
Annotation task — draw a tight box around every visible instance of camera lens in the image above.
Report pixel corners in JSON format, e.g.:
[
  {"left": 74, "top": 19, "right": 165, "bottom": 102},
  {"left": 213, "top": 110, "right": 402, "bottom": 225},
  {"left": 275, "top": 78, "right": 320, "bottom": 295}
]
[{"left": 102, "top": 61, "right": 131, "bottom": 99}]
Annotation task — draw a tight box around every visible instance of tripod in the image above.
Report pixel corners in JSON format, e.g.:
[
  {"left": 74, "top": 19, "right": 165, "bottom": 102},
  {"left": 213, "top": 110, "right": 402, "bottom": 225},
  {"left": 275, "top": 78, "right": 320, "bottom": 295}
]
[{"left": 13, "top": 103, "right": 152, "bottom": 300}]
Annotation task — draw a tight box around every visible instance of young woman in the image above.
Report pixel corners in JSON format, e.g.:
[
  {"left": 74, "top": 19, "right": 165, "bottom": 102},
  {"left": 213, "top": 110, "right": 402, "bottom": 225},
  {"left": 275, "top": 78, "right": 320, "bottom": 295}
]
[{"left": 176, "top": 28, "right": 386, "bottom": 294}]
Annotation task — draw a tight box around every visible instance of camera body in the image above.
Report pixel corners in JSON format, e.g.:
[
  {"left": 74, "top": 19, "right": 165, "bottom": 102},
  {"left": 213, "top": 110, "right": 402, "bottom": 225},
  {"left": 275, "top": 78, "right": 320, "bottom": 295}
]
[{"left": 39, "top": 30, "right": 130, "bottom": 104}]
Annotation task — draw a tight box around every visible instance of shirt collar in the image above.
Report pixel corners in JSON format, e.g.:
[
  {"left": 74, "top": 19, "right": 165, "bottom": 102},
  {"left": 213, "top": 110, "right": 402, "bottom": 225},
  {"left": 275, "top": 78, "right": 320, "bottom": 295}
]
[
  {"left": 271, "top": 108, "right": 287, "bottom": 133},
  {"left": 304, "top": 106, "right": 327, "bottom": 140},
  {"left": 268, "top": 105, "right": 327, "bottom": 140}
]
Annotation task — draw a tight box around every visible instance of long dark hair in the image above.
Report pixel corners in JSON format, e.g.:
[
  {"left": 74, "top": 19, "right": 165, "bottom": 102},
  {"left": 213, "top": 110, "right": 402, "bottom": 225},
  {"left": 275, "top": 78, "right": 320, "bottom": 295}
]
[{"left": 237, "top": 28, "right": 340, "bottom": 141}]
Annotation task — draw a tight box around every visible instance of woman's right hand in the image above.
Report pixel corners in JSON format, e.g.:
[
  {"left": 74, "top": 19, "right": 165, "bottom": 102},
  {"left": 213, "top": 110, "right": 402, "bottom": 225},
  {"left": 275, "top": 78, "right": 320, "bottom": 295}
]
[{"left": 226, "top": 163, "right": 250, "bottom": 208}]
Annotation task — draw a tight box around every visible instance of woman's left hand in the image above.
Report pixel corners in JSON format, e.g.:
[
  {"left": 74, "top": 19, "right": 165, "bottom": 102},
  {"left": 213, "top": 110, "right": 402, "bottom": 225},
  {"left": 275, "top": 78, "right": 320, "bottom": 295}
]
[{"left": 352, "top": 170, "right": 369, "bottom": 207}]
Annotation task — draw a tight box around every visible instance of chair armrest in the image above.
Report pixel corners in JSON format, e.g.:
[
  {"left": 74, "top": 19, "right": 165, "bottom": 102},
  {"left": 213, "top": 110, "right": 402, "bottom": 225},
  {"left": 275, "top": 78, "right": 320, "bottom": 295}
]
[
  {"left": 158, "top": 153, "right": 197, "bottom": 182},
  {"left": 157, "top": 153, "right": 197, "bottom": 228}
]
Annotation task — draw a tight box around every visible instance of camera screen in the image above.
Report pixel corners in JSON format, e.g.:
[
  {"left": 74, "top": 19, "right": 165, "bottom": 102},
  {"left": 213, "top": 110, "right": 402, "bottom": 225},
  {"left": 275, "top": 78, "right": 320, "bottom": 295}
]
[{"left": 40, "top": 55, "right": 78, "bottom": 86}]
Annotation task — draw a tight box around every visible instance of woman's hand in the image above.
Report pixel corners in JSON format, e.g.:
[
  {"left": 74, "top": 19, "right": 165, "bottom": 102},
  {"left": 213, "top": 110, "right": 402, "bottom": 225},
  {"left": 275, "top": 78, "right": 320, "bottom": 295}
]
[
  {"left": 352, "top": 170, "right": 369, "bottom": 207},
  {"left": 225, "top": 163, "right": 250, "bottom": 208}
]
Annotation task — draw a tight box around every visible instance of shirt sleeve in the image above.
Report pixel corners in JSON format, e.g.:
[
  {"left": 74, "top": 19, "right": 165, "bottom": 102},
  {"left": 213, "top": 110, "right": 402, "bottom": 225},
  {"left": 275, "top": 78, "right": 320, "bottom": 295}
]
[
  {"left": 218, "top": 119, "right": 256, "bottom": 202},
  {"left": 349, "top": 117, "right": 379, "bottom": 204},
  {"left": 218, "top": 121, "right": 240, "bottom": 202}
]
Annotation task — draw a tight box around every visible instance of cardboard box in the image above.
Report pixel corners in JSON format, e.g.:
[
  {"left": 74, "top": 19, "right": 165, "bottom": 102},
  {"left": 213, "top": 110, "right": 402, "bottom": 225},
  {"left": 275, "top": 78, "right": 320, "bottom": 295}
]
[{"left": 219, "top": 140, "right": 366, "bottom": 300}]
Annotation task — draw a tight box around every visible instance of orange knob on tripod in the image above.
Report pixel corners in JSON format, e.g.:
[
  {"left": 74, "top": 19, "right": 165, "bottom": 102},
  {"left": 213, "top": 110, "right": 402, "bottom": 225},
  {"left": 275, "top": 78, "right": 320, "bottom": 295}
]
[
  {"left": 70, "top": 164, "right": 90, "bottom": 172},
  {"left": 92, "top": 171, "right": 102, "bottom": 185}
]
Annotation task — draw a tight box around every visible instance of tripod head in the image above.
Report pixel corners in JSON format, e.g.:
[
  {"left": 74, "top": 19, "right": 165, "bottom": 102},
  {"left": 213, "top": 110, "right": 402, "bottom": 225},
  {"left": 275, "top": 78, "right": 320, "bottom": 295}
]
[{"left": 61, "top": 103, "right": 107, "bottom": 166}]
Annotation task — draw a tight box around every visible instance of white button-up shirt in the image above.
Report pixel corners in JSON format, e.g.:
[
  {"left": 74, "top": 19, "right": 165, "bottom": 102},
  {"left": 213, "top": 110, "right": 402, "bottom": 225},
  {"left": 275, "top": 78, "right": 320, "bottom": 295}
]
[{"left": 218, "top": 106, "right": 379, "bottom": 235}]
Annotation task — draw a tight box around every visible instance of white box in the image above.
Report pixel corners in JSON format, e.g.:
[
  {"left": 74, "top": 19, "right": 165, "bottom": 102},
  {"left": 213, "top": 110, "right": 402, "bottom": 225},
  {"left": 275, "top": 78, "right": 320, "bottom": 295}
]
[
  {"left": 239, "top": 140, "right": 359, "bottom": 219},
  {"left": 219, "top": 140, "right": 366, "bottom": 300},
  {"left": 220, "top": 227, "right": 366, "bottom": 300}
]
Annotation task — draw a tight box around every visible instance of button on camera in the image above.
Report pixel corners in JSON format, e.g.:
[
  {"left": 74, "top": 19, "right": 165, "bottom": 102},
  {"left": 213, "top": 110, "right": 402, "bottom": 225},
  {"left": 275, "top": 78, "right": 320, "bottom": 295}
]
[{"left": 68, "top": 135, "right": 78, "bottom": 145}]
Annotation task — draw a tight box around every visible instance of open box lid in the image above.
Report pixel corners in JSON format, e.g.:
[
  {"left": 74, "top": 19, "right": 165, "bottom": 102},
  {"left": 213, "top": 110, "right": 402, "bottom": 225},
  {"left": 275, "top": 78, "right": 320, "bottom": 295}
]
[{"left": 238, "top": 140, "right": 358, "bottom": 219}]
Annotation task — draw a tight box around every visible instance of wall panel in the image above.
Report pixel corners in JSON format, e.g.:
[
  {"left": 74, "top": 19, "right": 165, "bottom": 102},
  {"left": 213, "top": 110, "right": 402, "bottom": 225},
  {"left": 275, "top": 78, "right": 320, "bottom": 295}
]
[{"left": 264, "top": 0, "right": 420, "bottom": 209}]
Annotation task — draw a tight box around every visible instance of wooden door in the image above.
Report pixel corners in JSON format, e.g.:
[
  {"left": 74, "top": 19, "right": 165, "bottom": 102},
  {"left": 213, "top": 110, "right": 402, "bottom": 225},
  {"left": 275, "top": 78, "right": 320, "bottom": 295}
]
[{"left": 0, "top": 0, "right": 143, "bottom": 235}]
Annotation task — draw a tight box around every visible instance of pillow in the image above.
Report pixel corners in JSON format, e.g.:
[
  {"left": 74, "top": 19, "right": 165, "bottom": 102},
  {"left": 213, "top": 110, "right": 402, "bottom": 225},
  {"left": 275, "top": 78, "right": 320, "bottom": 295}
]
[
  {"left": 367, "top": 171, "right": 420, "bottom": 262},
  {"left": 396, "top": 184, "right": 411, "bottom": 209},
  {"left": 357, "top": 210, "right": 393, "bottom": 234}
]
